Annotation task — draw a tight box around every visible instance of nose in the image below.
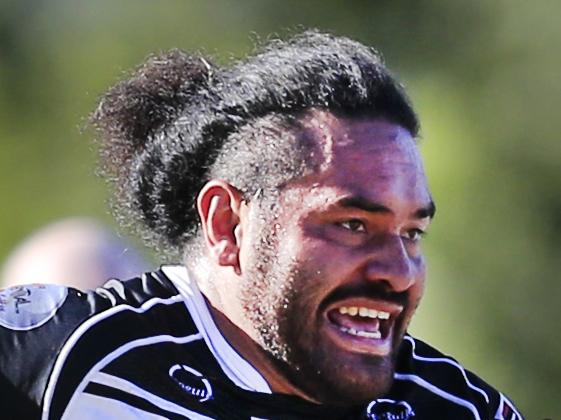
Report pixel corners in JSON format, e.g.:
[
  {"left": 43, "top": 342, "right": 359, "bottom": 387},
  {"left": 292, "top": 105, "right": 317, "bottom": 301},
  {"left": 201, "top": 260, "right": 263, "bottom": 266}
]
[{"left": 364, "top": 235, "right": 417, "bottom": 293}]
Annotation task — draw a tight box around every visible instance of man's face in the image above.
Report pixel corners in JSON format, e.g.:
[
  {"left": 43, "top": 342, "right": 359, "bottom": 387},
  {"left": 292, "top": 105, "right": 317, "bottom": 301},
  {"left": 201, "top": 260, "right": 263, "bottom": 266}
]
[{"left": 238, "top": 113, "right": 433, "bottom": 404}]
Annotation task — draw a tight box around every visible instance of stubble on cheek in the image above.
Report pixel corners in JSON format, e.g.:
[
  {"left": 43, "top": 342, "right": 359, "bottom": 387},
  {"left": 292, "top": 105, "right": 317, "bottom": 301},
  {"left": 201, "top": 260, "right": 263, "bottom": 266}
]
[
  {"left": 238, "top": 215, "right": 296, "bottom": 363},
  {"left": 239, "top": 230, "right": 322, "bottom": 374},
  {"left": 239, "top": 273, "right": 293, "bottom": 363}
]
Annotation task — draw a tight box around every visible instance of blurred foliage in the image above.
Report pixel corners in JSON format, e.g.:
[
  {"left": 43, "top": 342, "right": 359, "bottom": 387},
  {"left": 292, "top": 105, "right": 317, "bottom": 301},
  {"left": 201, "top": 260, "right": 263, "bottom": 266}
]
[{"left": 0, "top": 0, "right": 559, "bottom": 416}]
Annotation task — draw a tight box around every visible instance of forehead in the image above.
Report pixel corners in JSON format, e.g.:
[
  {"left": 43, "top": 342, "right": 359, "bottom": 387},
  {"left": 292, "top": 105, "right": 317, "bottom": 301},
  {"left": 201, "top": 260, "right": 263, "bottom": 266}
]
[{"left": 289, "top": 111, "right": 431, "bottom": 207}]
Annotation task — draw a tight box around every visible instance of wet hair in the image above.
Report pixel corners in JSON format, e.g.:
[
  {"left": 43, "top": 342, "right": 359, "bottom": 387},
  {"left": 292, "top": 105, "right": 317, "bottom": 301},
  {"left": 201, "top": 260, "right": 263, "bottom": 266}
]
[{"left": 91, "top": 30, "right": 419, "bottom": 256}]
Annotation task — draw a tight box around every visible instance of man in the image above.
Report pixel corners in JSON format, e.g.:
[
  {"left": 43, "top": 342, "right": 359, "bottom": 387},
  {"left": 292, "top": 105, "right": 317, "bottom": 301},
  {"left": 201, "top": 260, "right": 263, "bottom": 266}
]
[{"left": 0, "top": 31, "right": 522, "bottom": 419}]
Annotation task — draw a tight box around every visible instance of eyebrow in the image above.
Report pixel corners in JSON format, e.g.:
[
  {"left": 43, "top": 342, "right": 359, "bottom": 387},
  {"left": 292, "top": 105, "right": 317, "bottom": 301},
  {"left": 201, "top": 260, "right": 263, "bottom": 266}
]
[{"left": 337, "top": 196, "right": 436, "bottom": 219}]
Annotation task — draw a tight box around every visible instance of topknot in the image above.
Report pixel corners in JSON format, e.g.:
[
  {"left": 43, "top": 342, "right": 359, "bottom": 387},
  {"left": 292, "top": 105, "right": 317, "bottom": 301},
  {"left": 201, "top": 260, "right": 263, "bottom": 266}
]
[{"left": 91, "top": 50, "right": 213, "bottom": 174}]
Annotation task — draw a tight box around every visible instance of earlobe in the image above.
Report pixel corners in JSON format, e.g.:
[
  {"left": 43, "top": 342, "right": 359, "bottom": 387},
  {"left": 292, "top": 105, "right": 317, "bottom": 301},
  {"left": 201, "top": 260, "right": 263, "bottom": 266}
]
[
  {"left": 214, "top": 240, "right": 242, "bottom": 275},
  {"left": 197, "top": 180, "right": 243, "bottom": 275}
]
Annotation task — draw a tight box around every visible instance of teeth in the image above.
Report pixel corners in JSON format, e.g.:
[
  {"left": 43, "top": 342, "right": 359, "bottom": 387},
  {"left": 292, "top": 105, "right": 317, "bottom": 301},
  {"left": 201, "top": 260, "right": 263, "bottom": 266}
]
[
  {"left": 356, "top": 330, "right": 382, "bottom": 339},
  {"left": 339, "top": 326, "right": 382, "bottom": 339},
  {"left": 378, "top": 311, "right": 390, "bottom": 320},
  {"left": 368, "top": 309, "right": 378, "bottom": 318},
  {"left": 337, "top": 306, "right": 390, "bottom": 320}
]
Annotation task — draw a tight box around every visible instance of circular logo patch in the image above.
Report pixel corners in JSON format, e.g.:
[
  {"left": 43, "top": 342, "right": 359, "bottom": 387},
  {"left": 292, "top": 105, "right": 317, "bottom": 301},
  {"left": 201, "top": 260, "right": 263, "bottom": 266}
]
[
  {"left": 0, "top": 284, "right": 68, "bottom": 330},
  {"left": 366, "top": 399, "right": 415, "bottom": 420},
  {"left": 169, "top": 364, "right": 213, "bottom": 402}
]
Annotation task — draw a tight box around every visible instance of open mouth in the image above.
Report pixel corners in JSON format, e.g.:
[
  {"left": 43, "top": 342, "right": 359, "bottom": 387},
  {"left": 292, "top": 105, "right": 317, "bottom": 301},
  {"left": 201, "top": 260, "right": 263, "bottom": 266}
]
[{"left": 324, "top": 298, "right": 402, "bottom": 356}]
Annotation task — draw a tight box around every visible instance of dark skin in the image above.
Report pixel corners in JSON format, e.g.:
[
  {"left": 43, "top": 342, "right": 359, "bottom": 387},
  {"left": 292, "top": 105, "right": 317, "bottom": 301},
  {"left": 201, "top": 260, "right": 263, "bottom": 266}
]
[{"left": 195, "top": 111, "right": 434, "bottom": 404}]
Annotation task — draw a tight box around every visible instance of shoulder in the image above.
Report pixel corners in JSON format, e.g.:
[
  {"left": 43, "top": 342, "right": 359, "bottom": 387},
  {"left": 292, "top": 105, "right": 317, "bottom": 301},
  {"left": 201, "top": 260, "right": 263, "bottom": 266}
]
[
  {"left": 0, "top": 269, "right": 192, "bottom": 418},
  {"left": 394, "top": 335, "right": 524, "bottom": 420}
]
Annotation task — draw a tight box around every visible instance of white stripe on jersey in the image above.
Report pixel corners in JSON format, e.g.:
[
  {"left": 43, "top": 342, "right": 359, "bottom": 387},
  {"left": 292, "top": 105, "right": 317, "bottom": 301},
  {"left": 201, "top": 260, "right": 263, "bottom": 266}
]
[
  {"left": 505, "top": 393, "right": 523, "bottom": 420},
  {"left": 63, "top": 332, "right": 203, "bottom": 417},
  {"left": 495, "top": 394, "right": 505, "bottom": 419},
  {"left": 404, "top": 336, "right": 490, "bottom": 403},
  {"left": 495, "top": 392, "right": 523, "bottom": 420},
  {"left": 63, "top": 393, "right": 167, "bottom": 420},
  {"left": 42, "top": 293, "right": 184, "bottom": 420},
  {"left": 394, "top": 372, "right": 482, "bottom": 420},
  {"left": 63, "top": 372, "right": 215, "bottom": 420},
  {"left": 163, "top": 265, "right": 272, "bottom": 394}
]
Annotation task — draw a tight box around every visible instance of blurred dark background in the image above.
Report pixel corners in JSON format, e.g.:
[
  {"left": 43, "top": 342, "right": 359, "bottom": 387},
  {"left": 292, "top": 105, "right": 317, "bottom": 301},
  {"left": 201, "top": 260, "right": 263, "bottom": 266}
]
[{"left": 0, "top": 0, "right": 559, "bottom": 416}]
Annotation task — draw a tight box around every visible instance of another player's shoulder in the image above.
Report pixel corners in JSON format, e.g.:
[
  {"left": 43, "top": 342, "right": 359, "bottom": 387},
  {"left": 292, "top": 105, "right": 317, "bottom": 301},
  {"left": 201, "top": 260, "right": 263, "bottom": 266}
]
[{"left": 397, "top": 334, "right": 523, "bottom": 419}]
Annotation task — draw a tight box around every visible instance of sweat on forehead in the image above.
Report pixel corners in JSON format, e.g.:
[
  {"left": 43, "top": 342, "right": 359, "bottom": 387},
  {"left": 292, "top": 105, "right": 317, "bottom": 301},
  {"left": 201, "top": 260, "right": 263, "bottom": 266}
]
[
  {"left": 295, "top": 110, "right": 420, "bottom": 173},
  {"left": 275, "top": 114, "right": 431, "bottom": 230}
]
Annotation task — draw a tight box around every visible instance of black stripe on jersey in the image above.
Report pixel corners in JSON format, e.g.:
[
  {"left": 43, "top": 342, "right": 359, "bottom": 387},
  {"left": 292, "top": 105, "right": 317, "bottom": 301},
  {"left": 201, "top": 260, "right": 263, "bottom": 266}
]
[
  {"left": 101, "top": 337, "right": 243, "bottom": 392},
  {"left": 392, "top": 372, "right": 485, "bottom": 419},
  {"left": 393, "top": 335, "right": 502, "bottom": 419},
  {"left": 45, "top": 271, "right": 199, "bottom": 420},
  {"left": 48, "top": 298, "right": 191, "bottom": 419},
  {"left": 85, "top": 381, "right": 197, "bottom": 420},
  {"left": 403, "top": 336, "right": 490, "bottom": 403}
]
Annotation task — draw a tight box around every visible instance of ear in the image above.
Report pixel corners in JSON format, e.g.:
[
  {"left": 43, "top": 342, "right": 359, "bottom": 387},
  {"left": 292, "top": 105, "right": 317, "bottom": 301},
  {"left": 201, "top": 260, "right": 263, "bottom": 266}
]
[{"left": 197, "top": 180, "right": 244, "bottom": 275}]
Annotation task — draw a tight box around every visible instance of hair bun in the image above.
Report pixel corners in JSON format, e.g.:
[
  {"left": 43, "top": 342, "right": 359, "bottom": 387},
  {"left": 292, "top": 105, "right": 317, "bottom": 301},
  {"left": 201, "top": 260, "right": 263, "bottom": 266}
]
[{"left": 91, "top": 49, "right": 213, "bottom": 171}]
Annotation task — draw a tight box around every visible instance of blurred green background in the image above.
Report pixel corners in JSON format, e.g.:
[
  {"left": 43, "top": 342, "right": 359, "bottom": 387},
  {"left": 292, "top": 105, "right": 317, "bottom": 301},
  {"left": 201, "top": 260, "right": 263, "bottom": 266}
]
[{"left": 0, "top": 0, "right": 559, "bottom": 416}]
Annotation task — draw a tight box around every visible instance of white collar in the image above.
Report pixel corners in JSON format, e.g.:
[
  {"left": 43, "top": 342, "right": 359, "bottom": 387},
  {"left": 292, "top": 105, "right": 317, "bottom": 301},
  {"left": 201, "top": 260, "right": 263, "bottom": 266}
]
[{"left": 161, "top": 265, "right": 271, "bottom": 394}]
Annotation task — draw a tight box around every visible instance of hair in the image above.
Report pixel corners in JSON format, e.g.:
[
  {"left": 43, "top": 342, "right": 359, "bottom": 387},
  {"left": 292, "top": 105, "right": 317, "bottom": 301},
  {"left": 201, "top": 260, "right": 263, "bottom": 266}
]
[{"left": 91, "top": 30, "right": 419, "bottom": 258}]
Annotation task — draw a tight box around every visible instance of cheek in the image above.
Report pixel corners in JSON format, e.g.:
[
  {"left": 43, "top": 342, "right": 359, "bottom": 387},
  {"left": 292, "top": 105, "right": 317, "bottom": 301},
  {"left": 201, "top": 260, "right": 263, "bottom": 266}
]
[
  {"left": 293, "top": 235, "right": 361, "bottom": 280},
  {"left": 281, "top": 243, "right": 365, "bottom": 321}
]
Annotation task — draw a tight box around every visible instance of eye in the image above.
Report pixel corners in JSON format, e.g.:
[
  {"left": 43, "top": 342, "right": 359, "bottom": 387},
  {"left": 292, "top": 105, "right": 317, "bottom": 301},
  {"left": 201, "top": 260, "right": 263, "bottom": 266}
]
[
  {"left": 403, "top": 228, "right": 426, "bottom": 242},
  {"left": 338, "top": 219, "right": 367, "bottom": 233}
]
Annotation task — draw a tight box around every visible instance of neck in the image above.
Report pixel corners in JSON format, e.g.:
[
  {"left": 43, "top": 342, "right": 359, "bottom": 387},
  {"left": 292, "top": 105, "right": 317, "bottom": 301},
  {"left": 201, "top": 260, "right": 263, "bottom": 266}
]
[{"left": 204, "top": 296, "right": 318, "bottom": 403}]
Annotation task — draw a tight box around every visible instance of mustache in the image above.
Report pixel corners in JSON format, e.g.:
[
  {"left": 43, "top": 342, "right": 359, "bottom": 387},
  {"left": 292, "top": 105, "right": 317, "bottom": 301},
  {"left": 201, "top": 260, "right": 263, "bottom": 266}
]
[{"left": 320, "top": 282, "right": 409, "bottom": 310}]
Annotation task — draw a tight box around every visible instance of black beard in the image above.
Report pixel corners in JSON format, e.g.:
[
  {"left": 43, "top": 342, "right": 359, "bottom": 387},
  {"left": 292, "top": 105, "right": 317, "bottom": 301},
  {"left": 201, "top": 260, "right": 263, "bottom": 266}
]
[
  {"left": 241, "top": 251, "right": 405, "bottom": 404},
  {"left": 277, "top": 270, "right": 402, "bottom": 404}
]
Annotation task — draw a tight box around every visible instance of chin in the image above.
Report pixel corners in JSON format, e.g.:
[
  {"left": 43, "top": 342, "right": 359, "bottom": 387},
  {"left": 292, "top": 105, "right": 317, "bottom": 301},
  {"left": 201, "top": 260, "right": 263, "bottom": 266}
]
[{"left": 285, "top": 335, "right": 398, "bottom": 405}]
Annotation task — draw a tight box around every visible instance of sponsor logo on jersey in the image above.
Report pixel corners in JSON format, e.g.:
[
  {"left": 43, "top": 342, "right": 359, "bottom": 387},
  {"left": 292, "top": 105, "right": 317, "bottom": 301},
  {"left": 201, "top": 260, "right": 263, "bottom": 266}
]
[
  {"left": 0, "top": 284, "right": 68, "bottom": 331},
  {"left": 169, "top": 363, "right": 213, "bottom": 402},
  {"left": 366, "top": 398, "right": 415, "bottom": 420}
]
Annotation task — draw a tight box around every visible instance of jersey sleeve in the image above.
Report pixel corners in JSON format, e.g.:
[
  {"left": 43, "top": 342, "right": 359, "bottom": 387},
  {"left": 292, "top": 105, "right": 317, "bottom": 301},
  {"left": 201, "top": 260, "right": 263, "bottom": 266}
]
[{"left": 0, "top": 284, "right": 104, "bottom": 417}]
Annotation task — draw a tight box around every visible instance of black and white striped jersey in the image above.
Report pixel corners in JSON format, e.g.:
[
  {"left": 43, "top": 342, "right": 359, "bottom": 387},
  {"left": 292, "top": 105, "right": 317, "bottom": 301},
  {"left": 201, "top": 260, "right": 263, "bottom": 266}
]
[{"left": 0, "top": 266, "right": 523, "bottom": 420}]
